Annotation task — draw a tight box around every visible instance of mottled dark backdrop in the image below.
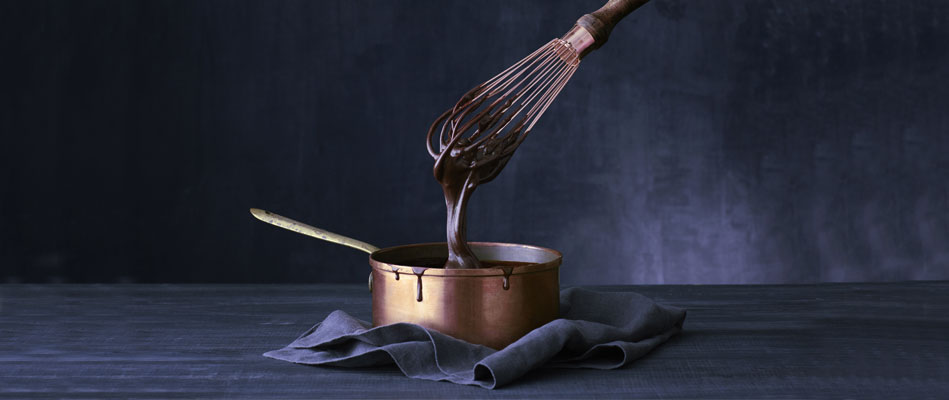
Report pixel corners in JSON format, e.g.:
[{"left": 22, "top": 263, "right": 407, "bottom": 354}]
[{"left": 1, "top": 0, "right": 947, "bottom": 284}]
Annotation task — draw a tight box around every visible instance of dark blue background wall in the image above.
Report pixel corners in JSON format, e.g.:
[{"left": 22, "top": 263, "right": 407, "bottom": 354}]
[{"left": 2, "top": 0, "right": 947, "bottom": 284}]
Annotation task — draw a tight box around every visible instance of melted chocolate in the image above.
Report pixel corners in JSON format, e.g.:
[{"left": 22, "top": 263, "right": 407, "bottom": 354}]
[
  {"left": 412, "top": 267, "right": 427, "bottom": 302},
  {"left": 428, "top": 84, "right": 523, "bottom": 269},
  {"left": 434, "top": 152, "right": 483, "bottom": 269},
  {"left": 501, "top": 266, "right": 514, "bottom": 290},
  {"left": 390, "top": 266, "right": 401, "bottom": 280},
  {"left": 398, "top": 259, "right": 530, "bottom": 270},
  {"left": 389, "top": 259, "right": 529, "bottom": 297}
]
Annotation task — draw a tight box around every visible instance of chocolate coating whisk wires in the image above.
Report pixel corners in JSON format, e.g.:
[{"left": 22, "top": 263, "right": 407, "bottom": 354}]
[{"left": 426, "top": 0, "right": 651, "bottom": 269}]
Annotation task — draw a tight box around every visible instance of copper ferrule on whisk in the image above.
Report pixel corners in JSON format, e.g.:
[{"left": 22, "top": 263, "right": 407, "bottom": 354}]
[{"left": 562, "top": 25, "right": 597, "bottom": 59}]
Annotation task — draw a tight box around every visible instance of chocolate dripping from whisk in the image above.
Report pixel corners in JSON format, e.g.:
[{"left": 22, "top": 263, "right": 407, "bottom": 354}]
[
  {"left": 426, "top": 0, "right": 650, "bottom": 269},
  {"left": 428, "top": 39, "right": 580, "bottom": 269}
]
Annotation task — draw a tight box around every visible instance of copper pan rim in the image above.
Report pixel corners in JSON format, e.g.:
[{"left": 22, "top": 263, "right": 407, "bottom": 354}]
[{"left": 369, "top": 241, "right": 562, "bottom": 277}]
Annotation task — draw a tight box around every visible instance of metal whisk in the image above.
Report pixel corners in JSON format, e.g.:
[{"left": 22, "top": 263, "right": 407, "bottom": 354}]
[
  {"left": 428, "top": 0, "right": 651, "bottom": 269},
  {"left": 427, "top": 0, "right": 650, "bottom": 177},
  {"left": 426, "top": 37, "right": 578, "bottom": 182}
]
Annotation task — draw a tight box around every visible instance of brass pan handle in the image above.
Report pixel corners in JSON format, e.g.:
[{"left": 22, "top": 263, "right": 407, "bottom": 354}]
[{"left": 249, "top": 208, "right": 380, "bottom": 254}]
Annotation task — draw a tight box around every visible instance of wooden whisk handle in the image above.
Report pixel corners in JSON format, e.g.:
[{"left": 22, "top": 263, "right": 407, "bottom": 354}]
[{"left": 577, "top": 0, "right": 650, "bottom": 51}]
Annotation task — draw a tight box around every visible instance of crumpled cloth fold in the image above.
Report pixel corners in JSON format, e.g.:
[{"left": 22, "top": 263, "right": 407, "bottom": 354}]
[{"left": 265, "top": 287, "right": 686, "bottom": 389}]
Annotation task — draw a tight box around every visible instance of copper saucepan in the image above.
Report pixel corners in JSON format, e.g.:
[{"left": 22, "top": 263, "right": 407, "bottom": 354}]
[{"left": 251, "top": 208, "right": 561, "bottom": 350}]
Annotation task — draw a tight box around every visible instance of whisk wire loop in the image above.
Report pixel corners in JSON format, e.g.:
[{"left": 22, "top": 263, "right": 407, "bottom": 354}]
[{"left": 427, "top": 38, "right": 580, "bottom": 169}]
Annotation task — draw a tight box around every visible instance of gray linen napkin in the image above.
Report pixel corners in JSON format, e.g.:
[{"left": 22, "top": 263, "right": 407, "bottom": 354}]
[{"left": 264, "top": 287, "right": 686, "bottom": 389}]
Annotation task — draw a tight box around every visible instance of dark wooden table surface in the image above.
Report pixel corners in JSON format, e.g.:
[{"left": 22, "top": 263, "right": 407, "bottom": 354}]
[{"left": 1, "top": 282, "right": 947, "bottom": 399}]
